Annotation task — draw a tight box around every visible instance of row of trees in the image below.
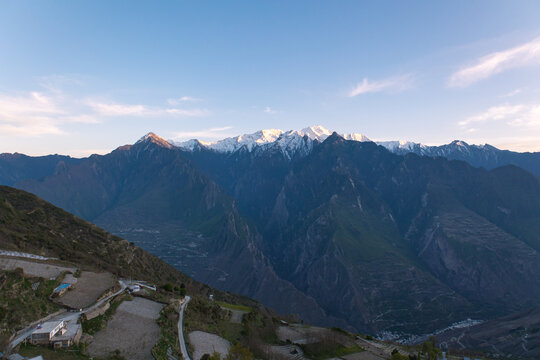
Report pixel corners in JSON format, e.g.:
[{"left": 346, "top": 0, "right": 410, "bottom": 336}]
[{"left": 162, "top": 282, "right": 187, "bottom": 297}]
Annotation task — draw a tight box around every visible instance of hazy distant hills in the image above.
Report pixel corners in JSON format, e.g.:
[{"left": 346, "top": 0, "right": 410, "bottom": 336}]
[
  {"left": 4, "top": 128, "right": 540, "bottom": 337},
  {"left": 0, "top": 153, "right": 81, "bottom": 186},
  {"left": 385, "top": 139, "right": 540, "bottom": 177}
]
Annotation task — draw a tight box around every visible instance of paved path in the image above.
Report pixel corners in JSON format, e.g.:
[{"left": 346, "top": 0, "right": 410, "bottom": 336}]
[
  {"left": 178, "top": 296, "right": 192, "bottom": 360},
  {"left": 7, "top": 279, "right": 127, "bottom": 353}
]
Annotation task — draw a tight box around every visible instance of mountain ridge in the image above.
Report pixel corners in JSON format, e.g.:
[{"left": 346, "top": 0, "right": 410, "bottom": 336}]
[{"left": 170, "top": 125, "right": 540, "bottom": 175}]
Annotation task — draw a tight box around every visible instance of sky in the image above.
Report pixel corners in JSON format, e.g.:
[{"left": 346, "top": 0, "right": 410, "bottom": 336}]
[{"left": 1, "top": 1, "right": 540, "bottom": 156}]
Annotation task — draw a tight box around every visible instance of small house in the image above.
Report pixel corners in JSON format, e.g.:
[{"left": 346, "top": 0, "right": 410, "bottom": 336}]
[
  {"left": 51, "top": 323, "right": 82, "bottom": 348},
  {"left": 30, "top": 321, "right": 66, "bottom": 345}
]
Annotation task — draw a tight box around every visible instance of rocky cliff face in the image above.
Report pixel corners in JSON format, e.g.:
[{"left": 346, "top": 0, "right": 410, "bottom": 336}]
[{"left": 16, "top": 135, "right": 333, "bottom": 327}]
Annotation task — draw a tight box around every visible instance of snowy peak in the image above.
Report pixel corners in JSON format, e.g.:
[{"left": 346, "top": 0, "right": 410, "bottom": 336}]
[
  {"left": 136, "top": 132, "right": 174, "bottom": 149},
  {"left": 344, "top": 133, "right": 371, "bottom": 142},
  {"left": 173, "top": 125, "right": 375, "bottom": 158},
  {"left": 298, "top": 125, "right": 333, "bottom": 141},
  {"left": 376, "top": 140, "right": 422, "bottom": 152}
]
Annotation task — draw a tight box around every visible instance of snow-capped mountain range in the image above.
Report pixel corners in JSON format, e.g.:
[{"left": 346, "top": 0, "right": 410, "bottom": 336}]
[
  {"left": 172, "top": 125, "right": 414, "bottom": 158},
  {"left": 163, "top": 125, "right": 540, "bottom": 176}
]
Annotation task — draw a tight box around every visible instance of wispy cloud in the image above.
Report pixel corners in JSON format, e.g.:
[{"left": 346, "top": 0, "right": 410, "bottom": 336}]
[
  {"left": 449, "top": 37, "right": 540, "bottom": 87},
  {"left": 85, "top": 99, "right": 209, "bottom": 118},
  {"left": 263, "top": 106, "right": 275, "bottom": 114},
  {"left": 167, "top": 96, "right": 202, "bottom": 105},
  {"left": 172, "top": 126, "right": 234, "bottom": 140},
  {"left": 0, "top": 84, "right": 209, "bottom": 137},
  {"left": 460, "top": 103, "right": 540, "bottom": 152},
  {"left": 348, "top": 74, "right": 413, "bottom": 97},
  {"left": 459, "top": 104, "right": 527, "bottom": 127},
  {"left": 0, "top": 90, "right": 96, "bottom": 136},
  {"left": 85, "top": 101, "right": 148, "bottom": 117},
  {"left": 504, "top": 88, "right": 522, "bottom": 98},
  {"left": 460, "top": 102, "right": 540, "bottom": 134}
]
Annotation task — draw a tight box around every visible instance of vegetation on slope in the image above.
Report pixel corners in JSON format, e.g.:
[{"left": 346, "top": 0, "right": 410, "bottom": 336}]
[
  {"left": 0, "top": 269, "right": 61, "bottom": 349},
  {"left": 0, "top": 185, "right": 203, "bottom": 293}
]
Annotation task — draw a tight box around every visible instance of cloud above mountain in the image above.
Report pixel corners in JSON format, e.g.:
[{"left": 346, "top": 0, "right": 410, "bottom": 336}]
[
  {"left": 348, "top": 74, "right": 414, "bottom": 97},
  {"left": 0, "top": 84, "right": 210, "bottom": 137},
  {"left": 449, "top": 37, "right": 540, "bottom": 87}
]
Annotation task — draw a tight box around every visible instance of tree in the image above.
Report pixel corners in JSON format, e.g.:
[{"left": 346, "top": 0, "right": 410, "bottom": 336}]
[
  {"left": 179, "top": 283, "right": 187, "bottom": 297},
  {"left": 420, "top": 337, "right": 441, "bottom": 360},
  {"left": 225, "top": 343, "right": 254, "bottom": 360},
  {"left": 201, "top": 353, "right": 220, "bottom": 360},
  {"left": 162, "top": 282, "right": 173, "bottom": 292},
  {"left": 391, "top": 349, "right": 408, "bottom": 360}
]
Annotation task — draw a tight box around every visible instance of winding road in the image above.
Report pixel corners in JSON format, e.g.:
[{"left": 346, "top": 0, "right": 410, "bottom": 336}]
[{"left": 178, "top": 295, "right": 192, "bottom": 360}]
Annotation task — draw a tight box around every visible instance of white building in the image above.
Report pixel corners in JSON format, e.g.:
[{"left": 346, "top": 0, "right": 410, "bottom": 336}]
[
  {"left": 30, "top": 320, "right": 66, "bottom": 345},
  {"left": 29, "top": 319, "right": 82, "bottom": 347}
]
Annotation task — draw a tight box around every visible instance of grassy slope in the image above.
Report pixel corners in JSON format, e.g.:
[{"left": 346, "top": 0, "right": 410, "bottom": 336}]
[
  {"left": 0, "top": 269, "right": 61, "bottom": 349},
  {"left": 0, "top": 185, "right": 213, "bottom": 293}
]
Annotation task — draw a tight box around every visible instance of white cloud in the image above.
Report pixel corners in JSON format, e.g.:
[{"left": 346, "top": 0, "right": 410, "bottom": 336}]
[
  {"left": 459, "top": 104, "right": 527, "bottom": 127},
  {"left": 167, "top": 96, "right": 202, "bottom": 105},
  {"left": 85, "top": 100, "right": 148, "bottom": 117},
  {"left": 460, "top": 104, "right": 540, "bottom": 152},
  {"left": 263, "top": 106, "right": 275, "bottom": 114},
  {"left": 165, "top": 108, "right": 209, "bottom": 117},
  {"left": 449, "top": 37, "right": 540, "bottom": 87},
  {"left": 0, "top": 83, "right": 210, "bottom": 137},
  {"left": 86, "top": 99, "right": 209, "bottom": 118},
  {"left": 0, "top": 90, "right": 93, "bottom": 137},
  {"left": 459, "top": 102, "right": 540, "bottom": 150},
  {"left": 348, "top": 74, "right": 413, "bottom": 97},
  {"left": 504, "top": 88, "right": 522, "bottom": 98}
]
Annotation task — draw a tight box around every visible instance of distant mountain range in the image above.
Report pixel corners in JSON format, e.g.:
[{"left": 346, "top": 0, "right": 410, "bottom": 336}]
[
  {"left": 174, "top": 125, "right": 540, "bottom": 176},
  {"left": 2, "top": 126, "right": 540, "bottom": 339}
]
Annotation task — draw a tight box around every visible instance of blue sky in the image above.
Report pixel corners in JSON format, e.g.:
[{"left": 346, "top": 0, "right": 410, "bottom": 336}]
[{"left": 1, "top": 1, "right": 540, "bottom": 156}]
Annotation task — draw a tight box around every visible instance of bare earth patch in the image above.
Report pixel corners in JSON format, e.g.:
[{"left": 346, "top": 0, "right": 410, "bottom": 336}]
[
  {"left": 227, "top": 309, "right": 249, "bottom": 324},
  {"left": 57, "top": 271, "right": 115, "bottom": 309},
  {"left": 0, "top": 257, "right": 75, "bottom": 278},
  {"left": 188, "top": 331, "right": 230, "bottom": 360},
  {"left": 87, "top": 297, "right": 164, "bottom": 360}
]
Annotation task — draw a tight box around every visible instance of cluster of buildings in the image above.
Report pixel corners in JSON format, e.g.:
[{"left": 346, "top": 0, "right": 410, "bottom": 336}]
[{"left": 28, "top": 320, "right": 81, "bottom": 348}]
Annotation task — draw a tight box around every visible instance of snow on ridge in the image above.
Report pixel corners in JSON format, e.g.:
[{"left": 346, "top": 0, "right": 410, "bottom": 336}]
[
  {"left": 173, "top": 125, "right": 375, "bottom": 157},
  {"left": 376, "top": 140, "right": 421, "bottom": 152}
]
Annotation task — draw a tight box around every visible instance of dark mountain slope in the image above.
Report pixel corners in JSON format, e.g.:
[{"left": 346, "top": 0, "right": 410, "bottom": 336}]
[
  {"left": 16, "top": 135, "right": 335, "bottom": 327},
  {"left": 183, "top": 134, "right": 540, "bottom": 334}
]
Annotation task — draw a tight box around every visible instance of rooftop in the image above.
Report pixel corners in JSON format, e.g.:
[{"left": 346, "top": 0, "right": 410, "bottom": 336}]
[
  {"left": 53, "top": 283, "right": 71, "bottom": 292},
  {"left": 53, "top": 322, "right": 81, "bottom": 341},
  {"left": 33, "top": 320, "right": 64, "bottom": 334}
]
